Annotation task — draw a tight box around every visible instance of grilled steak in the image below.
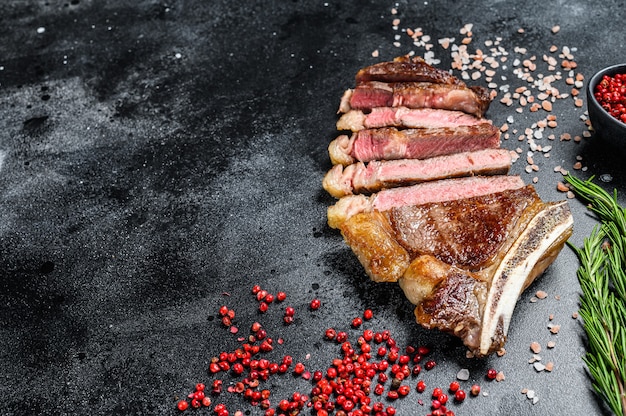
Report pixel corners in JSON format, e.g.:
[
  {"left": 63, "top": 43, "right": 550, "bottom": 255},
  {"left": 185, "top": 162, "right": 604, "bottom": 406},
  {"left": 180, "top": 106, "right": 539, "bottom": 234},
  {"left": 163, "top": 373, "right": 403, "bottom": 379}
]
[
  {"left": 328, "top": 124, "right": 501, "bottom": 166},
  {"left": 323, "top": 148, "right": 512, "bottom": 198},
  {"left": 325, "top": 55, "right": 574, "bottom": 357},
  {"left": 339, "top": 185, "right": 574, "bottom": 356},
  {"left": 338, "top": 81, "right": 492, "bottom": 118},
  {"left": 337, "top": 107, "right": 489, "bottom": 132},
  {"left": 327, "top": 175, "right": 525, "bottom": 229},
  {"left": 355, "top": 55, "right": 464, "bottom": 86}
]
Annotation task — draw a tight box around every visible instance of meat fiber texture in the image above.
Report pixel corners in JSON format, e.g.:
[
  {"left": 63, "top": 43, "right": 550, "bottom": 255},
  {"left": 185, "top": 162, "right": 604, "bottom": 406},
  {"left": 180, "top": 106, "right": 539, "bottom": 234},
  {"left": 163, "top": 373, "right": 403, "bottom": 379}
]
[{"left": 323, "top": 55, "right": 574, "bottom": 356}]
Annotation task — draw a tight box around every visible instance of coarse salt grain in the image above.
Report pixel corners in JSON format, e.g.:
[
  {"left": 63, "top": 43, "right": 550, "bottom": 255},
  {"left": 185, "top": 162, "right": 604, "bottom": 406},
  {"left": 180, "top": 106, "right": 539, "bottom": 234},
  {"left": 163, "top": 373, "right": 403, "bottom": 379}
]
[
  {"left": 530, "top": 341, "right": 542, "bottom": 354},
  {"left": 457, "top": 368, "right": 470, "bottom": 381},
  {"left": 548, "top": 324, "right": 561, "bottom": 334},
  {"left": 533, "top": 362, "right": 546, "bottom": 372}
]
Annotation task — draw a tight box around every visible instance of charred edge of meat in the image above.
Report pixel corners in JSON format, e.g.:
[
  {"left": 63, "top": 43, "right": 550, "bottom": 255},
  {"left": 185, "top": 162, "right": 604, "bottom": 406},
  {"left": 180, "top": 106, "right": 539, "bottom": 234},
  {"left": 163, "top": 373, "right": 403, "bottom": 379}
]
[
  {"left": 355, "top": 55, "right": 466, "bottom": 86},
  {"left": 322, "top": 148, "right": 512, "bottom": 198},
  {"left": 477, "top": 200, "right": 573, "bottom": 356},
  {"left": 339, "top": 211, "right": 411, "bottom": 283},
  {"left": 413, "top": 270, "right": 488, "bottom": 351}
]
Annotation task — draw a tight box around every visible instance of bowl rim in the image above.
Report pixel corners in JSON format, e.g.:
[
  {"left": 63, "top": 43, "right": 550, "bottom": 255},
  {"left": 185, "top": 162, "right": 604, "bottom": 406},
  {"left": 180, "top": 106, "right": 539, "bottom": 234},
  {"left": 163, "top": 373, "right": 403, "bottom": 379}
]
[{"left": 588, "top": 63, "right": 626, "bottom": 93}]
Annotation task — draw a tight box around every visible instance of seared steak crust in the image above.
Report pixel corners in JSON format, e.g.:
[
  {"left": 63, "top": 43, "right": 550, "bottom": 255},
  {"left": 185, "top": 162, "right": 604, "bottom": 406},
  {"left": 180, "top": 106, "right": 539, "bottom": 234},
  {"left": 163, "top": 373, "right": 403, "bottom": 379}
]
[
  {"left": 355, "top": 55, "right": 465, "bottom": 86},
  {"left": 415, "top": 271, "right": 488, "bottom": 349},
  {"left": 389, "top": 185, "right": 538, "bottom": 269}
]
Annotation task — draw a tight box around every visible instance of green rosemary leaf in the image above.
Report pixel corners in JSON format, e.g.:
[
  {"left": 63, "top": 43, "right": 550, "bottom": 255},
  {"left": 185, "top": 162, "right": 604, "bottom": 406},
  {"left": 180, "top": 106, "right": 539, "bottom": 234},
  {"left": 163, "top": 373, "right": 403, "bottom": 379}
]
[{"left": 565, "top": 174, "right": 626, "bottom": 416}]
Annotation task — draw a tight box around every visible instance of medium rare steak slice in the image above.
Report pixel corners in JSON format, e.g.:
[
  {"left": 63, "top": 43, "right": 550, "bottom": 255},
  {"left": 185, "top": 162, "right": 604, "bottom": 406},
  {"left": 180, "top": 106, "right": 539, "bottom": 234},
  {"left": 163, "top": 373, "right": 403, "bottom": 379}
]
[
  {"left": 339, "top": 185, "right": 573, "bottom": 356},
  {"left": 323, "top": 148, "right": 512, "bottom": 198},
  {"left": 355, "top": 55, "right": 465, "bottom": 86},
  {"left": 328, "top": 125, "right": 501, "bottom": 166},
  {"left": 338, "top": 81, "right": 492, "bottom": 118},
  {"left": 337, "top": 107, "right": 489, "bottom": 132},
  {"left": 327, "top": 175, "right": 525, "bottom": 229}
]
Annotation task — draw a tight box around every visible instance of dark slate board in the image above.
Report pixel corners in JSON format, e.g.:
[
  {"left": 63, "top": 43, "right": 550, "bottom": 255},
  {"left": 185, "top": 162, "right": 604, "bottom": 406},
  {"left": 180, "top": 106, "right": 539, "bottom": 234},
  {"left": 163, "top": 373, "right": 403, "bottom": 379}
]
[{"left": 1, "top": 1, "right": 624, "bottom": 415}]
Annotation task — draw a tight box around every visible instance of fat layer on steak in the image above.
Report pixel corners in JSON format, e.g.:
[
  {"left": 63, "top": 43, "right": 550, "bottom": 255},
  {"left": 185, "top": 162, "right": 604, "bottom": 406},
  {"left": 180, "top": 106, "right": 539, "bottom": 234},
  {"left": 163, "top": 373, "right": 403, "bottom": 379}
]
[
  {"left": 328, "top": 125, "right": 501, "bottom": 166},
  {"left": 327, "top": 175, "right": 525, "bottom": 229},
  {"left": 338, "top": 81, "right": 492, "bottom": 118},
  {"left": 323, "top": 148, "right": 512, "bottom": 198},
  {"left": 339, "top": 185, "right": 573, "bottom": 356},
  {"left": 336, "top": 107, "right": 489, "bottom": 132}
]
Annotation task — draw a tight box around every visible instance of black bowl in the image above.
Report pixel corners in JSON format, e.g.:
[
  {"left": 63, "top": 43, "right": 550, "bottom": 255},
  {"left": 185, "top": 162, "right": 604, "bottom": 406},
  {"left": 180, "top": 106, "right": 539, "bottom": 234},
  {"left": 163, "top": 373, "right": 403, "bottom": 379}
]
[{"left": 587, "top": 63, "right": 626, "bottom": 151}]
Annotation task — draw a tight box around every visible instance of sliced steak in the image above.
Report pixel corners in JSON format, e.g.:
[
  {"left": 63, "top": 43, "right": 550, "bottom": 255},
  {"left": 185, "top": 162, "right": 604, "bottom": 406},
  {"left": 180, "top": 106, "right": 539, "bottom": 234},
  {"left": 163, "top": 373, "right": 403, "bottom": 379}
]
[
  {"left": 328, "top": 125, "right": 501, "bottom": 166},
  {"left": 323, "top": 148, "right": 512, "bottom": 198},
  {"left": 355, "top": 55, "right": 465, "bottom": 85},
  {"left": 339, "top": 81, "right": 492, "bottom": 118},
  {"left": 339, "top": 185, "right": 573, "bottom": 356},
  {"left": 327, "top": 175, "right": 525, "bottom": 229},
  {"left": 337, "top": 107, "right": 489, "bottom": 132}
]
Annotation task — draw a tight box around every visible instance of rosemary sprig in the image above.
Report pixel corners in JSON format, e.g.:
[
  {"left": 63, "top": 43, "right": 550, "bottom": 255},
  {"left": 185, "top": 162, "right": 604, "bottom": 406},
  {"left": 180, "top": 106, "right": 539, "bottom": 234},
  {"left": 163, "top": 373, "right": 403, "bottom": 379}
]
[{"left": 565, "top": 174, "right": 626, "bottom": 416}]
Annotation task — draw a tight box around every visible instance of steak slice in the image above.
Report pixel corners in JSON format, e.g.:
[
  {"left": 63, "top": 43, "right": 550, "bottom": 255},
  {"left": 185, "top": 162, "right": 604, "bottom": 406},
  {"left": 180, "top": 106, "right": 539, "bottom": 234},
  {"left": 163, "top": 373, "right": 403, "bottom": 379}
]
[
  {"left": 337, "top": 107, "right": 488, "bottom": 132},
  {"left": 328, "top": 125, "right": 501, "bottom": 166},
  {"left": 355, "top": 55, "right": 465, "bottom": 85},
  {"left": 323, "top": 148, "right": 512, "bottom": 198},
  {"left": 327, "top": 175, "right": 525, "bottom": 229},
  {"left": 338, "top": 81, "right": 492, "bottom": 118},
  {"left": 339, "top": 185, "right": 573, "bottom": 356}
]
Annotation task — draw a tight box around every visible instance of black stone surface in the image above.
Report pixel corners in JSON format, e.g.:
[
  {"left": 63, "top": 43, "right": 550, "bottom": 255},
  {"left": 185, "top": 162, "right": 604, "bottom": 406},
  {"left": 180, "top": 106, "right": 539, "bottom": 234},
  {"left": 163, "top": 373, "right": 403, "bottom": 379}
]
[{"left": 1, "top": 1, "right": 624, "bottom": 415}]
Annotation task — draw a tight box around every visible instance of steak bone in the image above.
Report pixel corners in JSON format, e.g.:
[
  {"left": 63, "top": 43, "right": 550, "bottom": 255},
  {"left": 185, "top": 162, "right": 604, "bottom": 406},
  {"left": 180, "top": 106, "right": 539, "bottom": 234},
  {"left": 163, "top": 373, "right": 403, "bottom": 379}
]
[{"left": 478, "top": 200, "right": 573, "bottom": 356}]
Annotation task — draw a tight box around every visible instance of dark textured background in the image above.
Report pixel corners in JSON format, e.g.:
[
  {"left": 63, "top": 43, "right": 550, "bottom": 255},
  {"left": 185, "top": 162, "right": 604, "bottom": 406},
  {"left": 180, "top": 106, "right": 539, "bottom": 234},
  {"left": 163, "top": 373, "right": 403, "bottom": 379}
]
[{"left": 1, "top": 1, "right": 625, "bottom": 415}]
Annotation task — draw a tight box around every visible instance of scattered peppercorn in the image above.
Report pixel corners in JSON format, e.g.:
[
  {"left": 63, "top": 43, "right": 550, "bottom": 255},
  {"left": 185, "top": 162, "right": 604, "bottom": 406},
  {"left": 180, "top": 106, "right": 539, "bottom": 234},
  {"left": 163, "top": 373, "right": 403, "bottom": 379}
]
[
  {"left": 177, "top": 400, "right": 189, "bottom": 411},
  {"left": 325, "top": 328, "right": 336, "bottom": 340},
  {"left": 448, "top": 381, "right": 460, "bottom": 393},
  {"left": 178, "top": 288, "right": 490, "bottom": 414},
  {"left": 454, "top": 389, "right": 467, "bottom": 402},
  {"left": 310, "top": 298, "right": 321, "bottom": 310},
  {"left": 424, "top": 360, "right": 437, "bottom": 371}
]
